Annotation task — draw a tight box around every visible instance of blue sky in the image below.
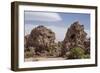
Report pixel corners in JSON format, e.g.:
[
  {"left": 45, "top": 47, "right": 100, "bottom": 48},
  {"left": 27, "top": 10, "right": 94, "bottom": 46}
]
[{"left": 24, "top": 11, "right": 90, "bottom": 42}]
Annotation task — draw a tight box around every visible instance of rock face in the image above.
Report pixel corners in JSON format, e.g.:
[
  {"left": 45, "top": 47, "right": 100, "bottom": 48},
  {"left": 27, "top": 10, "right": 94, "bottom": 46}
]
[
  {"left": 25, "top": 25, "right": 62, "bottom": 57},
  {"left": 24, "top": 21, "right": 90, "bottom": 60},
  {"left": 84, "top": 38, "right": 90, "bottom": 54},
  {"left": 62, "top": 21, "right": 89, "bottom": 55},
  {"left": 24, "top": 35, "right": 29, "bottom": 48},
  {"left": 26, "top": 25, "right": 55, "bottom": 49}
]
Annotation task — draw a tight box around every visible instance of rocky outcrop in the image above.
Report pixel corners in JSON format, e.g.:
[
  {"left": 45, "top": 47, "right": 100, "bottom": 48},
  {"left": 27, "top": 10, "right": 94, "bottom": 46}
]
[
  {"left": 24, "top": 35, "right": 29, "bottom": 48},
  {"left": 62, "top": 21, "right": 89, "bottom": 55},
  {"left": 25, "top": 25, "right": 62, "bottom": 57},
  {"left": 84, "top": 38, "right": 90, "bottom": 54},
  {"left": 24, "top": 21, "right": 90, "bottom": 60},
  {"left": 26, "top": 25, "right": 55, "bottom": 49}
]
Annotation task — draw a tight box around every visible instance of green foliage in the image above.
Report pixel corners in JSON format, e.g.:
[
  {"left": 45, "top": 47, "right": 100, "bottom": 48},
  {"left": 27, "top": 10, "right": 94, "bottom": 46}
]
[
  {"left": 24, "top": 47, "right": 35, "bottom": 58},
  {"left": 24, "top": 51, "right": 33, "bottom": 58},
  {"left": 68, "top": 47, "right": 85, "bottom": 59},
  {"left": 83, "top": 54, "right": 90, "bottom": 58}
]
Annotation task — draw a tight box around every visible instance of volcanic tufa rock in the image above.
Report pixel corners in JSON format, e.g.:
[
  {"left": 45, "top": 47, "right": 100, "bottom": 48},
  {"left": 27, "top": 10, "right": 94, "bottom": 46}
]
[
  {"left": 62, "top": 21, "right": 88, "bottom": 55},
  {"left": 25, "top": 25, "right": 55, "bottom": 49}
]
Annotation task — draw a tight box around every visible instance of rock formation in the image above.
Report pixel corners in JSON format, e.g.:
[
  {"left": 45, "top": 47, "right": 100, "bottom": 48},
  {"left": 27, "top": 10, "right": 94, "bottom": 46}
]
[
  {"left": 24, "top": 21, "right": 90, "bottom": 60},
  {"left": 26, "top": 25, "right": 55, "bottom": 49},
  {"left": 62, "top": 21, "right": 89, "bottom": 56},
  {"left": 25, "top": 25, "right": 62, "bottom": 57},
  {"left": 84, "top": 38, "right": 90, "bottom": 54},
  {"left": 24, "top": 34, "right": 29, "bottom": 48}
]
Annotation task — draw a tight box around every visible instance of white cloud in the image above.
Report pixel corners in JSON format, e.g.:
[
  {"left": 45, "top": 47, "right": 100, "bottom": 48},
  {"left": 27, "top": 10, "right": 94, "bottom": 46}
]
[{"left": 25, "top": 11, "right": 62, "bottom": 22}]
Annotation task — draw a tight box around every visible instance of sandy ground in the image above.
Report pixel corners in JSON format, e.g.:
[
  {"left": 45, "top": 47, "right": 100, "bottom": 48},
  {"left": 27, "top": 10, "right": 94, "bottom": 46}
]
[{"left": 25, "top": 57, "right": 66, "bottom": 62}]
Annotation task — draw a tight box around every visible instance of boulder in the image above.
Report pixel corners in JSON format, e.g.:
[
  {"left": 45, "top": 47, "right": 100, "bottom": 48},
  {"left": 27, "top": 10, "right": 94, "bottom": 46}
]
[
  {"left": 26, "top": 25, "right": 55, "bottom": 49},
  {"left": 24, "top": 22, "right": 90, "bottom": 59},
  {"left": 25, "top": 25, "right": 57, "bottom": 57},
  {"left": 62, "top": 21, "right": 88, "bottom": 55}
]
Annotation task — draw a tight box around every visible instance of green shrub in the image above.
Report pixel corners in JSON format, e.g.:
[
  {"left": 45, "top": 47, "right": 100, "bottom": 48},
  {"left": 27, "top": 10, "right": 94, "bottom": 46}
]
[
  {"left": 68, "top": 47, "right": 85, "bottom": 59},
  {"left": 83, "top": 54, "right": 90, "bottom": 58},
  {"left": 24, "top": 51, "right": 33, "bottom": 58}
]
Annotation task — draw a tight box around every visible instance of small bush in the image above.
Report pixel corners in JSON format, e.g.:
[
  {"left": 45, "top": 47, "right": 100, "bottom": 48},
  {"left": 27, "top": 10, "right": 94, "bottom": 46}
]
[
  {"left": 24, "top": 47, "right": 35, "bottom": 58},
  {"left": 24, "top": 51, "right": 33, "bottom": 58},
  {"left": 83, "top": 54, "right": 90, "bottom": 58},
  {"left": 68, "top": 47, "right": 85, "bottom": 59}
]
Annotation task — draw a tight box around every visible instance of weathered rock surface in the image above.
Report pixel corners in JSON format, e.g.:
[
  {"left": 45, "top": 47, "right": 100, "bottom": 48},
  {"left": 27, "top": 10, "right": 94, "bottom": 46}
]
[
  {"left": 62, "top": 21, "right": 89, "bottom": 55},
  {"left": 26, "top": 25, "right": 55, "bottom": 48},
  {"left": 25, "top": 25, "right": 61, "bottom": 57},
  {"left": 24, "top": 21, "right": 90, "bottom": 60},
  {"left": 24, "top": 35, "right": 29, "bottom": 48},
  {"left": 84, "top": 38, "right": 90, "bottom": 54}
]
